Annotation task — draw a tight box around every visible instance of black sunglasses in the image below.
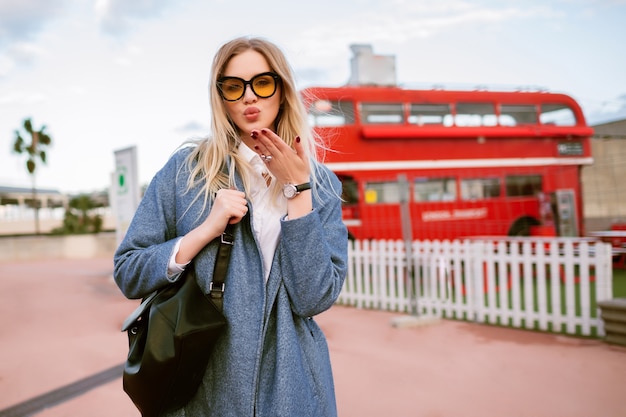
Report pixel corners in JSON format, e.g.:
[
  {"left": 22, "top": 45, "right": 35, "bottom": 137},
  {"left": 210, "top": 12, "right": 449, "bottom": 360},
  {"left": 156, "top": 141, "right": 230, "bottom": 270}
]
[{"left": 217, "top": 72, "right": 281, "bottom": 101}]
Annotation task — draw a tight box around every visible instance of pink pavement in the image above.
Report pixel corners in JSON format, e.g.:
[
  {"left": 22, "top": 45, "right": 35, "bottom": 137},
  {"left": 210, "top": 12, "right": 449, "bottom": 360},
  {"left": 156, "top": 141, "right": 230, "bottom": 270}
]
[{"left": 0, "top": 258, "right": 625, "bottom": 417}]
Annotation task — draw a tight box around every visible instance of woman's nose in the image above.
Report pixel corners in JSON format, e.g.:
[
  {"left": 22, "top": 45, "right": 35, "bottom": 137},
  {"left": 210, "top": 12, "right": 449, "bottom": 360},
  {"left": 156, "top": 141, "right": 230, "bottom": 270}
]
[{"left": 242, "top": 84, "right": 257, "bottom": 103}]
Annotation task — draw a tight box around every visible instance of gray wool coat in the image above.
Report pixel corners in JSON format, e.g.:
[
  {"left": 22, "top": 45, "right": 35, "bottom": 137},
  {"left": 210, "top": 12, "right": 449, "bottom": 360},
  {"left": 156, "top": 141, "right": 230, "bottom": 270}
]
[{"left": 114, "top": 146, "right": 348, "bottom": 417}]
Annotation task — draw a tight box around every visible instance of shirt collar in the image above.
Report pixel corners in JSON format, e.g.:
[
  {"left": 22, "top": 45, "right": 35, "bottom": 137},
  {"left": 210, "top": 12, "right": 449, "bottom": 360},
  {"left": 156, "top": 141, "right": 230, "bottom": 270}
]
[{"left": 238, "top": 141, "right": 261, "bottom": 165}]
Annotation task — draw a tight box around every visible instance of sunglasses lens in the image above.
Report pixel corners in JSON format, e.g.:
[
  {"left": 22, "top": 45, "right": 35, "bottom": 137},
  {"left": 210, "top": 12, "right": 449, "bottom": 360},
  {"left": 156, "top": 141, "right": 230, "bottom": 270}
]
[
  {"left": 251, "top": 74, "right": 276, "bottom": 98},
  {"left": 219, "top": 78, "right": 245, "bottom": 101},
  {"left": 218, "top": 73, "right": 278, "bottom": 101}
]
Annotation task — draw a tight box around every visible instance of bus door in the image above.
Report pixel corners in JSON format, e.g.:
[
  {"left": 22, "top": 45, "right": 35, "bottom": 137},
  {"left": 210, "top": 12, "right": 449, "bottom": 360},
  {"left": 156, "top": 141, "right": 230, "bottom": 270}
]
[
  {"left": 551, "top": 189, "right": 579, "bottom": 236},
  {"left": 338, "top": 175, "right": 361, "bottom": 239}
]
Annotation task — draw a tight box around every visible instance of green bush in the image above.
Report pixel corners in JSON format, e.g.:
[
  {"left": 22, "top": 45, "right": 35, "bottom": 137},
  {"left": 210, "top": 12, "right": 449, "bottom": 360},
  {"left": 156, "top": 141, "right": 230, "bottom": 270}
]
[{"left": 51, "top": 195, "right": 104, "bottom": 235}]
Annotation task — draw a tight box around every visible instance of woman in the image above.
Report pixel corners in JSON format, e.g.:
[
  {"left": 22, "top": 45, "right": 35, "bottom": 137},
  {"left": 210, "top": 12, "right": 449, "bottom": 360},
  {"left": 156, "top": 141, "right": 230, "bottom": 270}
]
[{"left": 114, "top": 36, "right": 348, "bottom": 417}]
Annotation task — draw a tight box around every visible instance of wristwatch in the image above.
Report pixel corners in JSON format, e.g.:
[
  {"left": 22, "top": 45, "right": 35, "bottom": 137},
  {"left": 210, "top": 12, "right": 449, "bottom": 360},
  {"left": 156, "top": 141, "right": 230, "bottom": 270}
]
[{"left": 283, "top": 182, "right": 311, "bottom": 199}]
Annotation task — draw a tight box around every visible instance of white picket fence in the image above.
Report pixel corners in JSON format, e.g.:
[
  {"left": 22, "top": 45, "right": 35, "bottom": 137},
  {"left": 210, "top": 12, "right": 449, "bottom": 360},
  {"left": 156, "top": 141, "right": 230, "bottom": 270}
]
[{"left": 339, "top": 237, "right": 614, "bottom": 337}]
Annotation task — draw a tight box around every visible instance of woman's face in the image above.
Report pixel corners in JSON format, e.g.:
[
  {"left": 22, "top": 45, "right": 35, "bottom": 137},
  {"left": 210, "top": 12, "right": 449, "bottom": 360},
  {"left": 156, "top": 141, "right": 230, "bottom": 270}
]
[{"left": 220, "top": 49, "right": 281, "bottom": 145}]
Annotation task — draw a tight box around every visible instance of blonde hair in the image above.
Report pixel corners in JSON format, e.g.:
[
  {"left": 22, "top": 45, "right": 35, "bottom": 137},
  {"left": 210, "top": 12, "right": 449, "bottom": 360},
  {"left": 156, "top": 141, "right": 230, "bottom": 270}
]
[{"left": 183, "top": 36, "right": 330, "bottom": 211}]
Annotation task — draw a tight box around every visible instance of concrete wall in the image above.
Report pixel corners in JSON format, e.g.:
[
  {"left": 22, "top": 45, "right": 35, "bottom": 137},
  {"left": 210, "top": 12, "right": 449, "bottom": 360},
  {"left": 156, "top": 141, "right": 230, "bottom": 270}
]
[
  {"left": 0, "top": 232, "right": 118, "bottom": 262},
  {"left": 0, "top": 215, "right": 116, "bottom": 235}
]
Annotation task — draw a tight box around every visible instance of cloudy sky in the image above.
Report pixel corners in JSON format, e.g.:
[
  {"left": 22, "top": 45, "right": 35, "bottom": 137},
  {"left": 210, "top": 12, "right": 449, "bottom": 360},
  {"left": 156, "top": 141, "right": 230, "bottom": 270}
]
[{"left": 1, "top": 0, "right": 625, "bottom": 194}]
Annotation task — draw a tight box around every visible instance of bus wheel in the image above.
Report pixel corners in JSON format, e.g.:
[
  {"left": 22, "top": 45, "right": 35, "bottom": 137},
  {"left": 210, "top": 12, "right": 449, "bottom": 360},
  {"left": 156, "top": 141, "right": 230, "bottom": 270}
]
[{"left": 508, "top": 216, "right": 541, "bottom": 236}]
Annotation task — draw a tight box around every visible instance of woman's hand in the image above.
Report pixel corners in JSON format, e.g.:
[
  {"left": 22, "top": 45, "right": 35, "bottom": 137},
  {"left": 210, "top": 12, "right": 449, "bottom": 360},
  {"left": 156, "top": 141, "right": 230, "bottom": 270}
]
[
  {"left": 250, "top": 128, "right": 310, "bottom": 185},
  {"left": 206, "top": 188, "right": 249, "bottom": 229},
  {"left": 175, "top": 188, "right": 247, "bottom": 265},
  {"left": 251, "top": 128, "right": 312, "bottom": 219}
]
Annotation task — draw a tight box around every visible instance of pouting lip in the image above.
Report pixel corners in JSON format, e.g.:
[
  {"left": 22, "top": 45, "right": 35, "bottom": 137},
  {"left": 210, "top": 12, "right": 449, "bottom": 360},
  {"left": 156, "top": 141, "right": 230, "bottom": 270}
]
[{"left": 244, "top": 107, "right": 260, "bottom": 116}]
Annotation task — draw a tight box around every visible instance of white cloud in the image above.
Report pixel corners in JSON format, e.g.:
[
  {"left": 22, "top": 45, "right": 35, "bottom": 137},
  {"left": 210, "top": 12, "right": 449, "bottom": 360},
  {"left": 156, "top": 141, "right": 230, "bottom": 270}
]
[
  {"left": 6, "top": 42, "right": 46, "bottom": 66},
  {"left": 0, "top": 0, "right": 62, "bottom": 78},
  {"left": 114, "top": 56, "right": 133, "bottom": 67},
  {"left": 175, "top": 121, "right": 207, "bottom": 134},
  {"left": 586, "top": 95, "right": 626, "bottom": 125},
  {"left": 0, "top": 90, "right": 47, "bottom": 106},
  {"left": 69, "top": 85, "right": 88, "bottom": 96},
  {"left": 0, "top": 0, "right": 67, "bottom": 46},
  {"left": 113, "top": 44, "right": 143, "bottom": 66},
  {"left": 94, "top": 0, "right": 173, "bottom": 36},
  {"left": 0, "top": 0, "right": 625, "bottom": 192},
  {"left": 0, "top": 56, "right": 15, "bottom": 78}
]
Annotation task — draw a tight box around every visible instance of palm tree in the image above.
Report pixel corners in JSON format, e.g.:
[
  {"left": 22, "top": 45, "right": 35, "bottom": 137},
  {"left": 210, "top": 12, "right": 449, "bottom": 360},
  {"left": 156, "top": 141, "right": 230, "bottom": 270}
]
[{"left": 12, "top": 118, "right": 53, "bottom": 234}]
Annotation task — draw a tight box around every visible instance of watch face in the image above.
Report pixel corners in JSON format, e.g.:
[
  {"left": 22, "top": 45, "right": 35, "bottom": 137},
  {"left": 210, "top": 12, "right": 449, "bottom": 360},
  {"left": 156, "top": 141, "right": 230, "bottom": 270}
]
[{"left": 283, "top": 184, "right": 297, "bottom": 199}]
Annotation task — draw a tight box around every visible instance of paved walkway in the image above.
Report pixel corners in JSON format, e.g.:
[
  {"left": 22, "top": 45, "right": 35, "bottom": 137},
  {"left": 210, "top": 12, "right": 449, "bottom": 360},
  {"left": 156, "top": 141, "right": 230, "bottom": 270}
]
[{"left": 1, "top": 258, "right": 625, "bottom": 417}]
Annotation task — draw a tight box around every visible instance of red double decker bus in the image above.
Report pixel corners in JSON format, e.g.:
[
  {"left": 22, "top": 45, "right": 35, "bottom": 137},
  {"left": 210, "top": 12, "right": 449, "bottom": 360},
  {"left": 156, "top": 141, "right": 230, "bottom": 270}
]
[{"left": 302, "top": 85, "right": 593, "bottom": 240}]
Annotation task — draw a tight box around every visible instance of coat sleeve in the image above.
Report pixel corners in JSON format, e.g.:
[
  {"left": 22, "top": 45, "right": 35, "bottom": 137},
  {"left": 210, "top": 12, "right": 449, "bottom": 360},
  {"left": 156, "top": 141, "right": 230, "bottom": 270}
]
[
  {"left": 278, "top": 165, "right": 348, "bottom": 317},
  {"left": 113, "top": 150, "right": 188, "bottom": 299}
]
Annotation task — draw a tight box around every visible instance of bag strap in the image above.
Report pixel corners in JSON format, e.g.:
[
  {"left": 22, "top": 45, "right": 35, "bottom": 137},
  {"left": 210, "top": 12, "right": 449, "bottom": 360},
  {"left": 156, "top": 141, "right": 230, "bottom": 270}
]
[
  {"left": 208, "top": 223, "right": 234, "bottom": 312},
  {"left": 207, "top": 161, "right": 236, "bottom": 312}
]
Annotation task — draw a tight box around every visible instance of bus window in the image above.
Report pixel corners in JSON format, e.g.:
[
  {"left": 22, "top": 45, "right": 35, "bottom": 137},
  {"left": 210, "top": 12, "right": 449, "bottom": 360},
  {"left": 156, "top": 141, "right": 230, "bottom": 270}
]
[
  {"left": 461, "top": 178, "right": 501, "bottom": 200},
  {"left": 339, "top": 176, "right": 359, "bottom": 205},
  {"left": 408, "top": 103, "right": 452, "bottom": 126},
  {"left": 413, "top": 177, "right": 456, "bottom": 202},
  {"left": 360, "top": 103, "right": 404, "bottom": 124},
  {"left": 540, "top": 104, "right": 576, "bottom": 126},
  {"left": 338, "top": 175, "right": 360, "bottom": 227},
  {"left": 364, "top": 181, "right": 401, "bottom": 204},
  {"left": 499, "top": 104, "right": 537, "bottom": 126},
  {"left": 505, "top": 175, "right": 542, "bottom": 197},
  {"left": 455, "top": 102, "right": 497, "bottom": 127},
  {"left": 308, "top": 99, "right": 355, "bottom": 127}
]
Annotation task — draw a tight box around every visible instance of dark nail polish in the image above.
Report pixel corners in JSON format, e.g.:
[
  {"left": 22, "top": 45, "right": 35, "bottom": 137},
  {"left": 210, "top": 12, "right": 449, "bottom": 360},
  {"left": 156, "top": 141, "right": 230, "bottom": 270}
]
[
  {"left": 254, "top": 145, "right": 260, "bottom": 150},
  {"left": 296, "top": 136, "right": 301, "bottom": 143},
  {"left": 251, "top": 131, "right": 258, "bottom": 139}
]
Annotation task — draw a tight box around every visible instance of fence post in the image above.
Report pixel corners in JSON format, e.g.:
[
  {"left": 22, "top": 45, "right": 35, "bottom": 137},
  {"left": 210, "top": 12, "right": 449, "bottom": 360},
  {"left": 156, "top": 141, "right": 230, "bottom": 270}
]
[
  {"left": 398, "top": 174, "right": 418, "bottom": 316},
  {"left": 470, "top": 240, "right": 486, "bottom": 323}
]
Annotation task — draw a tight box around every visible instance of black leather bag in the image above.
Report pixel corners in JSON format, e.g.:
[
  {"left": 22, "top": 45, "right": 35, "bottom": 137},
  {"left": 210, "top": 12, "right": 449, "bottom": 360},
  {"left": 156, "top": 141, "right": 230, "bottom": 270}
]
[{"left": 121, "top": 227, "right": 234, "bottom": 417}]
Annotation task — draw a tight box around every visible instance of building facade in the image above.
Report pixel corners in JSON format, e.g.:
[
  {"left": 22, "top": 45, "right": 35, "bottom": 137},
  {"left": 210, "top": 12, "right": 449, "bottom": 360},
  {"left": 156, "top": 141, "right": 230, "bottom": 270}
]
[{"left": 582, "top": 118, "right": 626, "bottom": 232}]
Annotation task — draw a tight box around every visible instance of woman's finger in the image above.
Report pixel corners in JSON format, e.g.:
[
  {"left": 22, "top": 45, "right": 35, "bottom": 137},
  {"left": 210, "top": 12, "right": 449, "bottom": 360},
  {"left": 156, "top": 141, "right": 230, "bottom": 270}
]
[{"left": 215, "top": 189, "right": 247, "bottom": 219}]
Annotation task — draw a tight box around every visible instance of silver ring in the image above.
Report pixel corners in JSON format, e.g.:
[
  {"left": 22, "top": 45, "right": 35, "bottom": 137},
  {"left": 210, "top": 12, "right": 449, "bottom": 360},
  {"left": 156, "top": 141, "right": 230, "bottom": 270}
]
[{"left": 262, "top": 155, "right": 273, "bottom": 162}]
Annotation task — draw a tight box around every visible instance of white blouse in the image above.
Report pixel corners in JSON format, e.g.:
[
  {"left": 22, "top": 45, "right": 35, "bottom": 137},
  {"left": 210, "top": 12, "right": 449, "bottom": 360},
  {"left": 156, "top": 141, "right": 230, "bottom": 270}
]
[
  {"left": 168, "top": 143, "right": 285, "bottom": 282},
  {"left": 238, "top": 142, "right": 285, "bottom": 281}
]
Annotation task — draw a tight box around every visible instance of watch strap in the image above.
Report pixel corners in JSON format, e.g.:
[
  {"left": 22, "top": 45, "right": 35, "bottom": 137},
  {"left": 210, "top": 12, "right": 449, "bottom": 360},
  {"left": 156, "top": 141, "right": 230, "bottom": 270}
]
[{"left": 295, "top": 182, "right": 311, "bottom": 192}]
